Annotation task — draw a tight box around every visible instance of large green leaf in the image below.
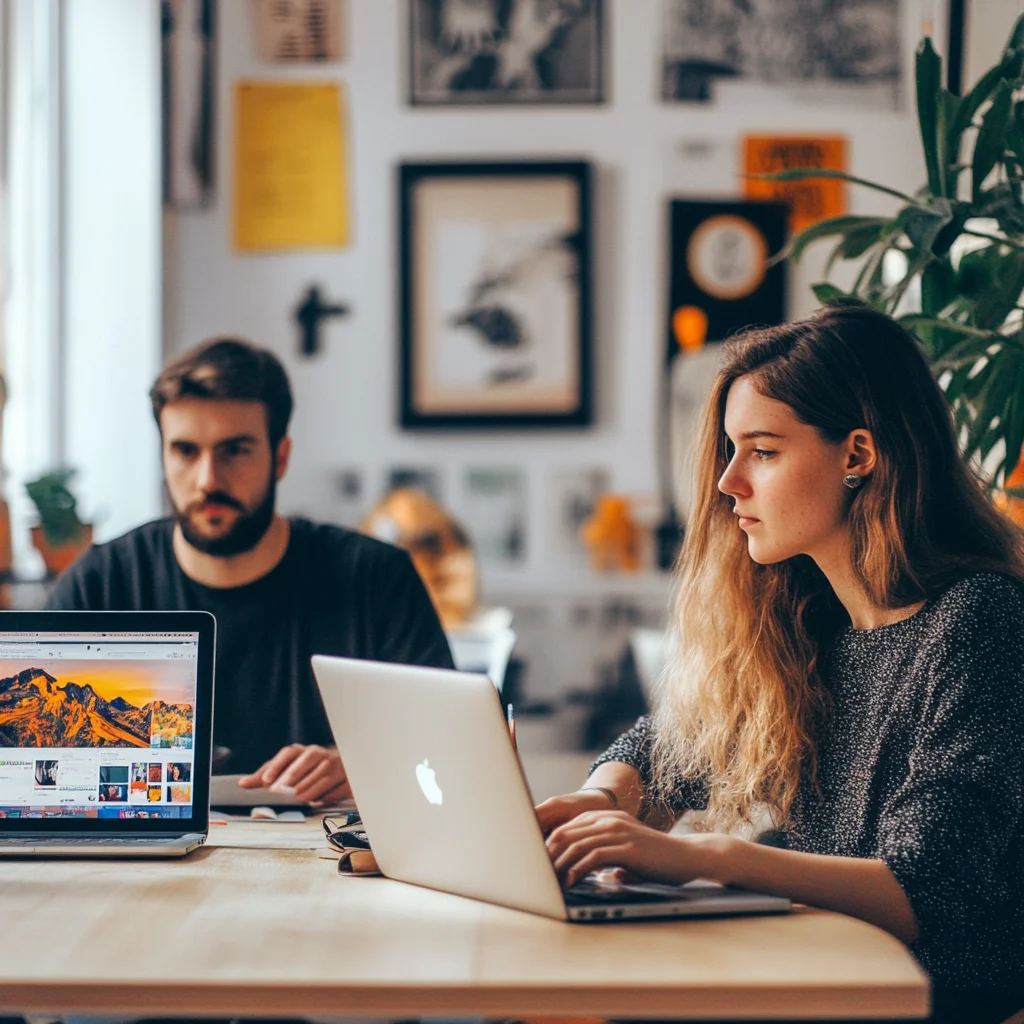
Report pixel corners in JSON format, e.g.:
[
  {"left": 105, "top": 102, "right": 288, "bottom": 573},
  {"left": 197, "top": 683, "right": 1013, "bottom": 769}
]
[
  {"left": 948, "top": 46, "right": 1024, "bottom": 156},
  {"left": 956, "top": 244, "right": 1024, "bottom": 330},
  {"left": 824, "top": 222, "right": 894, "bottom": 275},
  {"left": 748, "top": 168, "right": 914, "bottom": 204},
  {"left": 920, "top": 260, "right": 957, "bottom": 316},
  {"left": 973, "top": 80, "right": 1014, "bottom": 203},
  {"left": 962, "top": 355, "right": 1015, "bottom": 463},
  {"left": 898, "top": 201, "right": 954, "bottom": 253},
  {"left": 916, "top": 37, "right": 945, "bottom": 196},
  {"left": 777, "top": 214, "right": 892, "bottom": 264},
  {"left": 1005, "top": 13, "right": 1024, "bottom": 56},
  {"left": 917, "top": 261, "right": 963, "bottom": 357},
  {"left": 811, "top": 282, "right": 848, "bottom": 304},
  {"left": 974, "top": 178, "right": 1024, "bottom": 235}
]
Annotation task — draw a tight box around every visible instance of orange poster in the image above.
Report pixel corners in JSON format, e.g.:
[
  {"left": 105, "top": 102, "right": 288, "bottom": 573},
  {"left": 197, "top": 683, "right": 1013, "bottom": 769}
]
[{"left": 743, "top": 136, "right": 848, "bottom": 233}]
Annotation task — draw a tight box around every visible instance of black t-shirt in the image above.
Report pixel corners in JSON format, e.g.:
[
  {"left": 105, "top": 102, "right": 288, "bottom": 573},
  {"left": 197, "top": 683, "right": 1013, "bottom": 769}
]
[{"left": 45, "top": 517, "right": 454, "bottom": 773}]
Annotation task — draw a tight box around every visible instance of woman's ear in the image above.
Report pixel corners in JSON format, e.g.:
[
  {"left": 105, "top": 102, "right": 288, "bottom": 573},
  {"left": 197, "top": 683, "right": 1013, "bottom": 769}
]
[{"left": 844, "top": 428, "right": 877, "bottom": 476}]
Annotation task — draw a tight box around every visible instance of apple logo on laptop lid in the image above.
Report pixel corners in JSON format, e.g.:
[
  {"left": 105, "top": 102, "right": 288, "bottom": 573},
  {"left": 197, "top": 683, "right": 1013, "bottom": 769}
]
[{"left": 415, "top": 759, "right": 443, "bottom": 805}]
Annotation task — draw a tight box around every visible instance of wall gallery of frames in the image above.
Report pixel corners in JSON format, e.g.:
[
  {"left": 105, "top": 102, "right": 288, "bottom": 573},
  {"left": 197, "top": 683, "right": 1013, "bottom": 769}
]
[{"left": 162, "top": 0, "right": 953, "bottom": 713}]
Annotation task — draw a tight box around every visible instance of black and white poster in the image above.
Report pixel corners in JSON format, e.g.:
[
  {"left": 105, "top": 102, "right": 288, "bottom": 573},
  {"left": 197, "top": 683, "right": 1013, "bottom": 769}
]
[
  {"left": 661, "top": 0, "right": 902, "bottom": 107},
  {"left": 161, "top": 0, "right": 216, "bottom": 207},
  {"left": 400, "top": 161, "right": 592, "bottom": 429},
  {"left": 409, "top": 0, "right": 604, "bottom": 105}
]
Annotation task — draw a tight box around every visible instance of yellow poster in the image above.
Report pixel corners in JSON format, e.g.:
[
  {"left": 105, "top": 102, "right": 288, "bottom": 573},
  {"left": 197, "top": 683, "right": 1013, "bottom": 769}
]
[
  {"left": 743, "top": 135, "right": 848, "bottom": 233},
  {"left": 234, "top": 81, "right": 349, "bottom": 251}
]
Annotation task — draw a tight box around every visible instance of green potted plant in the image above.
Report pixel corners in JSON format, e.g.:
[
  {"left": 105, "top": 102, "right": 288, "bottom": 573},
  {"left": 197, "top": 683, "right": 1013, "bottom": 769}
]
[
  {"left": 25, "top": 469, "right": 92, "bottom": 576},
  {"left": 766, "top": 15, "right": 1024, "bottom": 501}
]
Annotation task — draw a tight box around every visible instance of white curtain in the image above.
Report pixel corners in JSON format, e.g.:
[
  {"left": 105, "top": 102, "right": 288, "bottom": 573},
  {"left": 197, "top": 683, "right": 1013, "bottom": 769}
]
[{"left": 4, "top": 0, "right": 62, "bottom": 577}]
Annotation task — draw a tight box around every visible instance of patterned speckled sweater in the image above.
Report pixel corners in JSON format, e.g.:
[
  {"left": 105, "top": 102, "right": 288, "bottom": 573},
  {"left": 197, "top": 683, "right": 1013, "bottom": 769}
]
[{"left": 593, "top": 572, "right": 1024, "bottom": 1008}]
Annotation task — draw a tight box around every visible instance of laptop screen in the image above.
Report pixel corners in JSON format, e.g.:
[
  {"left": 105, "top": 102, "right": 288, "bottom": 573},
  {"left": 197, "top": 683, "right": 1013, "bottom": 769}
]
[{"left": 0, "top": 630, "right": 200, "bottom": 821}]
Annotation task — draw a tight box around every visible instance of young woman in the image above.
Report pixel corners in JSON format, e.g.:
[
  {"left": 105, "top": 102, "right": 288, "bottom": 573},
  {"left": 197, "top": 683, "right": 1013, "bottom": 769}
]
[{"left": 539, "top": 303, "right": 1024, "bottom": 1024}]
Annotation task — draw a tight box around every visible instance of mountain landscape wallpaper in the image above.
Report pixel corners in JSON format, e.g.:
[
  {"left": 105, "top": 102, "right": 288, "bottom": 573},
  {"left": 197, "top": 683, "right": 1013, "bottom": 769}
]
[{"left": 0, "top": 667, "right": 193, "bottom": 748}]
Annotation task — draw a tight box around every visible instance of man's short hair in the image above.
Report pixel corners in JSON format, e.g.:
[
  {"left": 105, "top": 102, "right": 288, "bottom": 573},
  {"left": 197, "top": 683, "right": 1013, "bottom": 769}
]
[{"left": 149, "top": 338, "right": 294, "bottom": 448}]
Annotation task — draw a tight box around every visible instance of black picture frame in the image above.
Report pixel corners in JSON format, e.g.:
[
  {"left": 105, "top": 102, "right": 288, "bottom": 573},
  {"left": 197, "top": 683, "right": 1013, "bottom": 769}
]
[
  {"left": 399, "top": 160, "right": 593, "bottom": 430},
  {"left": 407, "top": 0, "right": 605, "bottom": 107}
]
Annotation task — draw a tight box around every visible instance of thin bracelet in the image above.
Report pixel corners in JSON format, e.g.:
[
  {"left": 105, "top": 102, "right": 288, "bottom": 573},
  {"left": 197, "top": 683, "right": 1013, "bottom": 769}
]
[{"left": 578, "top": 785, "right": 618, "bottom": 808}]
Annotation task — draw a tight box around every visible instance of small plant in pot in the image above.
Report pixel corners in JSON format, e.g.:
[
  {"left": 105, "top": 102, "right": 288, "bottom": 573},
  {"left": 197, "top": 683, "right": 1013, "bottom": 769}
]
[{"left": 25, "top": 469, "right": 92, "bottom": 577}]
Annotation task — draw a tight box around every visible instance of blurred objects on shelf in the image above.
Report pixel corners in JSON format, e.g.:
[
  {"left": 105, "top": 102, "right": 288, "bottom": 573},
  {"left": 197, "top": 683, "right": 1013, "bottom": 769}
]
[
  {"left": 447, "top": 606, "right": 517, "bottom": 692},
  {"left": 628, "top": 627, "right": 672, "bottom": 705},
  {"left": 580, "top": 494, "right": 643, "bottom": 573},
  {"left": 360, "top": 486, "right": 478, "bottom": 629}
]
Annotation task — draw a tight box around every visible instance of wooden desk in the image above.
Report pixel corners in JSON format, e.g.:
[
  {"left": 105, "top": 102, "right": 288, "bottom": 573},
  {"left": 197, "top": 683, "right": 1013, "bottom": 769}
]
[{"left": 0, "top": 820, "right": 929, "bottom": 1020}]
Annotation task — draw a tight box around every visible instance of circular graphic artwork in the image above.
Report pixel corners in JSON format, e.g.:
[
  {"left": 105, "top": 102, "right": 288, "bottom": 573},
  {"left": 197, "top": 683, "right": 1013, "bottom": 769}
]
[{"left": 686, "top": 215, "right": 768, "bottom": 301}]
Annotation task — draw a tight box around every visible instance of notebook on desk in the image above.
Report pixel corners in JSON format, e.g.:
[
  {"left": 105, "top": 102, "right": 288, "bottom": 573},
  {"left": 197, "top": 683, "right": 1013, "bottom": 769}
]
[
  {"left": 0, "top": 610, "right": 215, "bottom": 857},
  {"left": 311, "top": 655, "right": 791, "bottom": 922}
]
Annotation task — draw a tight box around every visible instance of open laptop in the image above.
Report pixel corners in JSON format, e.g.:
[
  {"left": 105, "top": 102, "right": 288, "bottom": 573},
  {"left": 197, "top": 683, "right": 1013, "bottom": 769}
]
[
  {"left": 311, "top": 655, "right": 791, "bottom": 922},
  {"left": 0, "top": 611, "right": 215, "bottom": 856}
]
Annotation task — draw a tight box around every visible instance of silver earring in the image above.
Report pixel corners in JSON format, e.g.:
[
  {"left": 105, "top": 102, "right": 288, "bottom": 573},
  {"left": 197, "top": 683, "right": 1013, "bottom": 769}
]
[{"left": 843, "top": 474, "right": 863, "bottom": 490}]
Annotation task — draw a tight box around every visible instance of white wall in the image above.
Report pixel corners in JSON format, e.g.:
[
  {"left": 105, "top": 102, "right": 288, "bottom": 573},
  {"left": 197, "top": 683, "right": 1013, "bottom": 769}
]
[
  {"left": 62, "top": 0, "right": 163, "bottom": 544},
  {"left": 965, "top": 0, "right": 1024, "bottom": 89},
  {"left": 166, "top": 0, "right": 940, "bottom": 597}
]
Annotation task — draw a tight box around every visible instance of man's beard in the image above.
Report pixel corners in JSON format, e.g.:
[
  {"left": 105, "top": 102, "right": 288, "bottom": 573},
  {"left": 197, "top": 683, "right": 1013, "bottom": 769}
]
[{"left": 174, "top": 476, "right": 277, "bottom": 558}]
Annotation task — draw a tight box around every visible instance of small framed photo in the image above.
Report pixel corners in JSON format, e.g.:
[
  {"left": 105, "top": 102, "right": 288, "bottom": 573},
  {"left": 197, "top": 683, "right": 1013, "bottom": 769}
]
[
  {"left": 408, "top": 0, "right": 605, "bottom": 106},
  {"left": 399, "top": 160, "right": 593, "bottom": 430}
]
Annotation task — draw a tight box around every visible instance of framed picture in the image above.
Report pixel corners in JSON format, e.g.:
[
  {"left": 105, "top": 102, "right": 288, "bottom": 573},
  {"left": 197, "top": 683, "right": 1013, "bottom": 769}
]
[
  {"left": 250, "top": 0, "right": 346, "bottom": 62},
  {"left": 660, "top": 0, "right": 902, "bottom": 108},
  {"left": 666, "top": 198, "right": 788, "bottom": 354},
  {"left": 161, "top": 0, "right": 216, "bottom": 208},
  {"left": 399, "top": 161, "right": 593, "bottom": 430},
  {"left": 408, "top": 0, "right": 604, "bottom": 106}
]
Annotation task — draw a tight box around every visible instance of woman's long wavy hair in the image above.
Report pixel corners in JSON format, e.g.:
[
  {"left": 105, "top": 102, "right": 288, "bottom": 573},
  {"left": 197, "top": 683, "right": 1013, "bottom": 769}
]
[{"left": 651, "top": 302, "right": 1024, "bottom": 834}]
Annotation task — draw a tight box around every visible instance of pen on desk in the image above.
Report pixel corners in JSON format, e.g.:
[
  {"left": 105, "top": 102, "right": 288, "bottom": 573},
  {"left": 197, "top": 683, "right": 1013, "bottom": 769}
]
[{"left": 507, "top": 702, "right": 516, "bottom": 750}]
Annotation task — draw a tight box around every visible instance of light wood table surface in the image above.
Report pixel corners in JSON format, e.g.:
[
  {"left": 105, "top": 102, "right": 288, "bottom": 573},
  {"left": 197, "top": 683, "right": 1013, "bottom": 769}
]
[{"left": 0, "top": 818, "right": 929, "bottom": 1020}]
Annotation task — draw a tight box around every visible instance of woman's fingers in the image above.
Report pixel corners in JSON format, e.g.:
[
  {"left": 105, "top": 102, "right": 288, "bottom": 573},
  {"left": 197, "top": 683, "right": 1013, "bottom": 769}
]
[
  {"left": 553, "top": 829, "right": 629, "bottom": 878},
  {"left": 564, "top": 844, "right": 633, "bottom": 888},
  {"left": 547, "top": 810, "right": 630, "bottom": 856}
]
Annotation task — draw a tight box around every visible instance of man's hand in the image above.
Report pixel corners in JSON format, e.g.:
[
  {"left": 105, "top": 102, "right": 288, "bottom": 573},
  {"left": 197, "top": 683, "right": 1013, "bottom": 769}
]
[{"left": 237, "top": 744, "right": 352, "bottom": 806}]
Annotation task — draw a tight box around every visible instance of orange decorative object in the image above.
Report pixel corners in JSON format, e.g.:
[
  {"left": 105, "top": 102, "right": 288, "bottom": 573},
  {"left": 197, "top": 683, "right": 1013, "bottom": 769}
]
[
  {"left": 994, "top": 447, "right": 1024, "bottom": 527},
  {"left": 672, "top": 304, "right": 709, "bottom": 354},
  {"left": 31, "top": 524, "right": 93, "bottom": 578},
  {"left": 360, "top": 488, "right": 478, "bottom": 629},
  {"left": 580, "top": 494, "right": 643, "bottom": 573},
  {"left": 744, "top": 135, "right": 848, "bottom": 233}
]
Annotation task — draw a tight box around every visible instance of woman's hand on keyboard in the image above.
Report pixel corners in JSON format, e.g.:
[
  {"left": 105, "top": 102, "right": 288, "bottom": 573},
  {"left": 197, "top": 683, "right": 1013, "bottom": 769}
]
[
  {"left": 545, "top": 808, "right": 721, "bottom": 888},
  {"left": 535, "top": 790, "right": 618, "bottom": 833}
]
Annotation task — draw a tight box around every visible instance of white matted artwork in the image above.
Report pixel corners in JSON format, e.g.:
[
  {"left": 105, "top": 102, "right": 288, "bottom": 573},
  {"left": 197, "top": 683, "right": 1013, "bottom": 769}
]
[
  {"left": 250, "top": 0, "right": 346, "bottom": 62},
  {"left": 548, "top": 466, "right": 609, "bottom": 568},
  {"left": 161, "top": 0, "right": 216, "bottom": 208},
  {"left": 460, "top": 467, "right": 527, "bottom": 567},
  {"left": 660, "top": 0, "right": 902, "bottom": 108},
  {"left": 400, "top": 162, "right": 592, "bottom": 429}
]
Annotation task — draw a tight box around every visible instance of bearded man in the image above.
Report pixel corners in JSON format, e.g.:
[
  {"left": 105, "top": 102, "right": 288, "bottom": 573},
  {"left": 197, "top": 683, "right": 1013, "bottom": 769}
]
[{"left": 46, "top": 338, "right": 453, "bottom": 804}]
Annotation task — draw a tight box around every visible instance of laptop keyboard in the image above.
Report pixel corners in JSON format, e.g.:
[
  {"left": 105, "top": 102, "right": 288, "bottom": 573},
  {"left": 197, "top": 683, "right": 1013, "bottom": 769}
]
[
  {"left": 0, "top": 836, "right": 186, "bottom": 846},
  {"left": 564, "top": 878, "right": 699, "bottom": 906}
]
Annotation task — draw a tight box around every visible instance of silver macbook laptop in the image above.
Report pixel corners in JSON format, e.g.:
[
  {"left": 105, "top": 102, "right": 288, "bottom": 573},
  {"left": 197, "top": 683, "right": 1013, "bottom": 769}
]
[
  {"left": 311, "top": 655, "right": 791, "bottom": 922},
  {"left": 0, "top": 611, "right": 215, "bottom": 857}
]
